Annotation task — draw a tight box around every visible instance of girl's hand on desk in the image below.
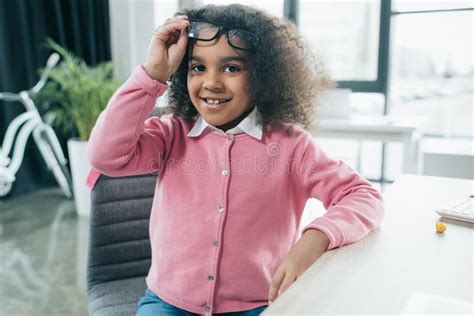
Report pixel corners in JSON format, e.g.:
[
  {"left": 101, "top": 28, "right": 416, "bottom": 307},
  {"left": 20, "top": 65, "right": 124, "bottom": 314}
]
[
  {"left": 144, "top": 15, "right": 189, "bottom": 83},
  {"left": 268, "top": 229, "right": 329, "bottom": 304}
]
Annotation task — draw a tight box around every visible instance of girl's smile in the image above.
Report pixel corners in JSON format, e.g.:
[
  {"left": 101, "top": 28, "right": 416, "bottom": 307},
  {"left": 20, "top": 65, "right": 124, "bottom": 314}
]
[
  {"left": 199, "top": 96, "right": 232, "bottom": 109},
  {"left": 187, "top": 34, "right": 254, "bottom": 131}
]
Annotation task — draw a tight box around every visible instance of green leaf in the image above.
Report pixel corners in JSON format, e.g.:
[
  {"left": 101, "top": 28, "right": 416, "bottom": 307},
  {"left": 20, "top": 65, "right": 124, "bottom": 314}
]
[{"left": 37, "top": 38, "right": 122, "bottom": 141}]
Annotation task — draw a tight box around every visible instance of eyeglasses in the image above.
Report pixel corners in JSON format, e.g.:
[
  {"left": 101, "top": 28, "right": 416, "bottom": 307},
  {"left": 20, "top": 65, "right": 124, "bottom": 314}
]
[{"left": 188, "top": 20, "right": 259, "bottom": 52}]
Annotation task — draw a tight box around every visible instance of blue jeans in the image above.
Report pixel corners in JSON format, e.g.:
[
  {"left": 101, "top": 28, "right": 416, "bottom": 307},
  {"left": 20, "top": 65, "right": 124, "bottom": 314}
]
[{"left": 137, "top": 288, "right": 268, "bottom": 316}]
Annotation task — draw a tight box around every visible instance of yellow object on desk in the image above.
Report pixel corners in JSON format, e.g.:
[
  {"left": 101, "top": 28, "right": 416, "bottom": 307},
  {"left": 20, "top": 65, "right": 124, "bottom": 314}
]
[{"left": 436, "top": 222, "right": 446, "bottom": 233}]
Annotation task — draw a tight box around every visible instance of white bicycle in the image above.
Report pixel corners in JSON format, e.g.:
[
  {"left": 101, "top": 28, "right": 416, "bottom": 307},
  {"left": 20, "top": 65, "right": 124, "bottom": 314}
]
[{"left": 0, "top": 53, "right": 73, "bottom": 199}]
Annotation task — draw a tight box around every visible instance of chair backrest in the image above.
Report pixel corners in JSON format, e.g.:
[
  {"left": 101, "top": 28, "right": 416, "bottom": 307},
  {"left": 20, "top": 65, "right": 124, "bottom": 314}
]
[{"left": 87, "top": 174, "right": 157, "bottom": 291}]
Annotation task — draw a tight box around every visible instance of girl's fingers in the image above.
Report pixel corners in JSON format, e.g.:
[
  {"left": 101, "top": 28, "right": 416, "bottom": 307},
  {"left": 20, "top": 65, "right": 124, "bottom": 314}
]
[
  {"left": 278, "top": 273, "right": 296, "bottom": 296},
  {"left": 163, "top": 15, "right": 188, "bottom": 26},
  {"left": 156, "top": 20, "right": 189, "bottom": 42},
  {"left": 156, "top": 15, "right": 188, "bottom": 38},
  {"left": 173, "top": 15, "right": 188, "bottom": 20},
  {"left": 176, "top": 28, "right": 189, "bottom": 50},
  {"left": 159, "top": 20, "right": 189, "bottom": 36},
  {"left": 268, "top": 269, "right": 286, "bottom": 302}
]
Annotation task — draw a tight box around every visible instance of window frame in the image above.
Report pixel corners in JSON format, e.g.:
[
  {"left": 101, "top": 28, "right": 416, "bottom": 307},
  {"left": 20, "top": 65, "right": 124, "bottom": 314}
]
[{"left": 286, "top": 0, "right": 392, "bottom": 95}]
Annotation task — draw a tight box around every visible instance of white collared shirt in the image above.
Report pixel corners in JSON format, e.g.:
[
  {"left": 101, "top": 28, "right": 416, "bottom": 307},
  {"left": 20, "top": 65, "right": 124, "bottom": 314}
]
[{"left": 187, "top": 106, "right": 263, "bottom": 140}]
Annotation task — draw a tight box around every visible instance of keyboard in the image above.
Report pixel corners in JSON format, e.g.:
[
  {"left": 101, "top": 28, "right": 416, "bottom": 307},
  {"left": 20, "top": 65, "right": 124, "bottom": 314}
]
[{"left": 436, "top": 196, "right": 474, "bottom": 223}]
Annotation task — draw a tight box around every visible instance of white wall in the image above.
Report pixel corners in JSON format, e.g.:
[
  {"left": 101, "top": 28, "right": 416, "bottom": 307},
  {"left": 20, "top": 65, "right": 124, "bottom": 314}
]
[{"left": 109, "top": 0, "right": 157, "bottom": 80}]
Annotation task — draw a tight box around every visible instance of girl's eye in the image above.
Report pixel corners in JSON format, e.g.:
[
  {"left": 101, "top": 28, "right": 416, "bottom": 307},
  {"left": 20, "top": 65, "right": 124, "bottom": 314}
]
[
  {"left": 224, "top": 65, "right": 240, "bottom": 73},
  {"left": 191, "top": 64, "right": 205, "bottom": 72}
]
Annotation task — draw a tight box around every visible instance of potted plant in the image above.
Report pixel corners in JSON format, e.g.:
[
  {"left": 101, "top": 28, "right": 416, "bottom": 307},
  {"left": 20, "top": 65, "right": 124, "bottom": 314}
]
[{"left": 38, "top": 38, "right": 121, "bottom": 216}]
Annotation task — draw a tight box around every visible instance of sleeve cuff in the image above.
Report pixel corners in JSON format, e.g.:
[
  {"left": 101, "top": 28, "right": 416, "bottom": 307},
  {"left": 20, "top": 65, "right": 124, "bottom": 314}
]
[
  {"left": 85, "top": 168, "right": 101, "bottom": 190},
  {"left": 302, "top": 217, "right": 346, "bottom": 250},
  {"left": 131, "top": 65, "right": 169, "bottom": 97}
]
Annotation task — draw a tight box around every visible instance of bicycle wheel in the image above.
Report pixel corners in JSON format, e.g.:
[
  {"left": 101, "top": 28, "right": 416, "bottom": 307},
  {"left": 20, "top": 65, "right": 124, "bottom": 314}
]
[{"left": 34, "top": 128, "right": 73, "bottom": 199}]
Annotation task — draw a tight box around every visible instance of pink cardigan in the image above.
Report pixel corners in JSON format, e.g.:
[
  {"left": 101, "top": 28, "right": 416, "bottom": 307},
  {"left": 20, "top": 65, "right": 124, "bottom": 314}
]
[{"left": 86, "top": 66, "right": 384, "bottom": 315}]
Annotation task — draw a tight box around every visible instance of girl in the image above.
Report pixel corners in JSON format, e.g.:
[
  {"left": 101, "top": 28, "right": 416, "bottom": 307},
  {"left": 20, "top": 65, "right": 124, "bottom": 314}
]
[{"left": 87, "top": 4, "right": 384, "bottom": 316}]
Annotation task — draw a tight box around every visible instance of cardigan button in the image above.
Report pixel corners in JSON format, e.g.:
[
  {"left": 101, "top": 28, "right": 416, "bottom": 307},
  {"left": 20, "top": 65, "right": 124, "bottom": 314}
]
[
  {"left": 208, "top": 275, "right": 215, "bottom": 281},
  {"left": 205, "top": 306, "right": 211, "bottom": 312},
  {"left": 222, "top": 170, "right": 229, "bottom": 176}
]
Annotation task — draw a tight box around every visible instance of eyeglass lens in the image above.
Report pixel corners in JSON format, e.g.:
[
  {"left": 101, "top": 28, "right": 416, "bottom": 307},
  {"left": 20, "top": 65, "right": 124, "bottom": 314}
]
[
  {"left": 228, "top": 29, "right": 258, "bottom": 51},
  {"left": 189, "top": 22, "right": 219, "bottom": 39},
  {"left": 189, "top": 21, "right": 257, "bottom": 51}
]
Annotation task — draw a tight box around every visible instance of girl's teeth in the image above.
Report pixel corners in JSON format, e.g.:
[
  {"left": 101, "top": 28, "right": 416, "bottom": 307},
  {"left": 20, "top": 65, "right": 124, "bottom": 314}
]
[{"left": 206, "top": 99, "right": 227, "bottom": 104}]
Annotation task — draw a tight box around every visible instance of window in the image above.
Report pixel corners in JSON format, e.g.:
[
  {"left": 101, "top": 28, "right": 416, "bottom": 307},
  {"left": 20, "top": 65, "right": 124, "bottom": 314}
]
[
  {"left": 385, "top": 1, "right": 474, "bottom": 183},
  {"left": 299, "top": 0, "right": 381, "bottom": 82},
  {"left": 389, "top": 8, "right": 474, "bottom": 138},
  {"left": 297, "top": 0, "right": 389, "bottom": 184}
]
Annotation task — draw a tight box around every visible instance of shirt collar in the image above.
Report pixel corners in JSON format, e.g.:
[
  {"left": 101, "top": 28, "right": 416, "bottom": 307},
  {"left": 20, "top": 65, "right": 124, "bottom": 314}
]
[{"left": 187, "top": 106, "right": 263, "bottom": 140}]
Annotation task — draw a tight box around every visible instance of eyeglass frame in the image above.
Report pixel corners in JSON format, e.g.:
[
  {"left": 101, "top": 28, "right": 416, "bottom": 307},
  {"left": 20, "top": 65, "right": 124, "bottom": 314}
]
[{"left": 187, "top": 19, "right": 259, "bottom": 53}]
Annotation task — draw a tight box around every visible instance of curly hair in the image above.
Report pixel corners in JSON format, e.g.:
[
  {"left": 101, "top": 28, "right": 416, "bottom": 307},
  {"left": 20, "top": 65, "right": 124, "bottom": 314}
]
[{"left": 165, "top": 3, "right": 334, "bottom": 134}]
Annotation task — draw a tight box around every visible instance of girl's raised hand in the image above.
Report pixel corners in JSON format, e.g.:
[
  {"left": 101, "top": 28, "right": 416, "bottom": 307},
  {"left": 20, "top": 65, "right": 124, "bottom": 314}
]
[{"left": 143, "top": 15, "right": 189, "bottom": 83}]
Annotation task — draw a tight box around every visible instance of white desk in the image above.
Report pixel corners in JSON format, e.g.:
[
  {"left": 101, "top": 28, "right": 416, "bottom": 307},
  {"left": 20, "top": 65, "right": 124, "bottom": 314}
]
[
  {"left": 317, "top": 115, "right": 427, "bottom": 174},
  {"left": 263, "top": 175, "right": 473, "bottom": 315}
]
